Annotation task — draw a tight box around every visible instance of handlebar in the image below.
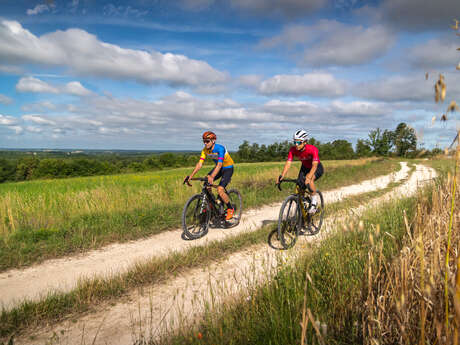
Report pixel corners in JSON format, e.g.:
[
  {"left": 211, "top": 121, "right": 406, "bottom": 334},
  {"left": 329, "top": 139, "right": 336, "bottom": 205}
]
[
  {"left": 275, "top": 178, "right": 298, "bottom": 191},
  {"left": 184, "top": 177, "right": 218, "bottom": 188}
]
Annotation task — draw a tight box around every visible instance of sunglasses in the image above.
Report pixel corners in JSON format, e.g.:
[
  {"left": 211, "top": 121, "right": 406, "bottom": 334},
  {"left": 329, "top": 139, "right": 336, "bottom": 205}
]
[
  {"left": 203, "top": 139, "right": 212, "bottom": 144},
  {"left": 294, "top": 140, "right": 304, "bottom": 145}
]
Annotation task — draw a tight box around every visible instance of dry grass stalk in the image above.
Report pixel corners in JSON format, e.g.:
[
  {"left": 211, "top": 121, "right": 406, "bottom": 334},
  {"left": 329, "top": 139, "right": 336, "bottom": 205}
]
[
  {"left": 301, "top": 271, "right": 309, "bottom": 345},
  {"left": 435, "top": 74, "right": 446, "bottom": 103},
  {"left": 363, "top": 180, "right": 460, "bottom": 344},
  {"left": 448, "top": 101, "right": 460, "bottom": 113}
]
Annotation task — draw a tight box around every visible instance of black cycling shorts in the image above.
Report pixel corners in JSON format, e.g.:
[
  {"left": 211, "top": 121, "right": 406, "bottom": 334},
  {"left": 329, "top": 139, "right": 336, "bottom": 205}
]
[
  {"left": 208, "top": 167, "right": 233, "bottom": 188},
  {"left": 297, "top": 162, "right": 324, "bottom": 190}
]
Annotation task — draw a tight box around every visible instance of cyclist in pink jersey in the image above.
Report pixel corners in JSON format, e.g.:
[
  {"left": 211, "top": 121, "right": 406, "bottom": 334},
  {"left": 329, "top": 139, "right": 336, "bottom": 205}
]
[{"left": 276, "top": 129, "right": 324, "bottom": 214}]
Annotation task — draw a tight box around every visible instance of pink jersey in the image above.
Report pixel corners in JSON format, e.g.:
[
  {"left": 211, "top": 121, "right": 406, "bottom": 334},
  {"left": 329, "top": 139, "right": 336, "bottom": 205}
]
[{"left": 287, "top": 145, "right": 320, "bottom": 169}]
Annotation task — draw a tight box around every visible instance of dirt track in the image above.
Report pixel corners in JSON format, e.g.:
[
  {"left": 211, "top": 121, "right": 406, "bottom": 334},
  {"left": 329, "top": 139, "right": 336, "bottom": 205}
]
[
  {"left": 0, "top": 162, "right": 411, "bottom": 310},
  {"left": 6, "top": 162, "right": 437, "bottom": 345}
]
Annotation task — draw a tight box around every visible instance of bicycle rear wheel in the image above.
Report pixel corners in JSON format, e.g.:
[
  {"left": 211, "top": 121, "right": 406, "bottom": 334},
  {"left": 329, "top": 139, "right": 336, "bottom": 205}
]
[
  {"left": 277, "top": 195, "right": 301, "bottom": 249},
  {"left": 224, "top": 189, "right": 243, "bottom": 228},
  {"left": 182, "top": 194, "right": 210, "bottom": 239},
  {"left": 303, "top": 191, "right": 324, "bottom": 235}
]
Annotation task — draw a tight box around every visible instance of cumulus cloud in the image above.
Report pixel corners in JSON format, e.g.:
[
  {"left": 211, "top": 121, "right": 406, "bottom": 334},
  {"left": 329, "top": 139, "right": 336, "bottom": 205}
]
[
  {"left": 6, "top": 90, "right": 399, "bottom": 150},
  {"left": 63, "top": 81, "right": 92, "bottom": 96},
  {"left": 259, "top": 21, "right": 395, "bottom": 67},
  {"left": 258, "top": 73, "right": 347, "bottom": 97},
  {"left": 230, "top": 0, "right": 326, "bottom": 18},
  {"left": 408, "top": 38, "right": 460, "bottom": 69},
  {"left": 16, "top": 77, "right": 92, "bottom": 96},
  {"left": 0, "top": 94, "right": 13, "bottom": 105},
  {"left": 0, "top": 20, "right": 227, "bottom": 87},
  {"left": 27, "top": 4, "right": 50, "bottom": 16},
  {"left": 379, "top": 0, "right": 460, "bottom": 30},
  {"left": 16, "top": 77, "right": 59, "bottom": 94},
  {"left": 238, "top": 74, "right": 263, "bottom": 88},
  {"left": 22, "top": 114, "right": 56, "bottom": 126},
  {"left": 353, "top": 73, "right": 460, "bottom": 102},
  {"left": 0, "top": 114, "right": 18, "bottom": 126}
]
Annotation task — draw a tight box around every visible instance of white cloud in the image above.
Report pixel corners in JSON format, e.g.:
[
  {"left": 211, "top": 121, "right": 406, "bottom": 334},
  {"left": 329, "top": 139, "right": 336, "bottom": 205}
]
[
  {"left": 5, "top": 91, "right": 400, "bottom": 149},
  {"left": 25, "top": 126, "right": 43, "bottom": 133},
  {"left": 27, "top": 4, "right": 50, "bottom": 16},
  {"left": 354, "top": 74, "right": 460, "bottom": 102},
  {"left": 329, "top": 100, "right": 387, "bottom": 116},
  {"left": 0, "top": 20, "right": 227, "bottom": 86},
  {"left": 22, "top": 101, "right": 57, "bottom": 112},
  {"left": 380, "top": 0, "right": 460, "bottom": 30},
  {"left": 0, "top": 114, "right": 18, "bottom": 125},
  {"left": 258, "top": 73, "right": 347, "bottom": 97},
  {"left": 238, "top": 74, "right": 262, "bottom": 88},
  {"left": 16, "top": 77, "right": 92, "bottom": 96},
  {"left": 0, "top": 94, "right": 13, "bottom": 105},
  {"left": 22, "top": 114, "right": 56, "bottom": 126},
  {"left": 63, "top": 81, "right": 92, "bottom": 96},
  {"left": 259, "top": 21, "right": 395, "bottom": 67},
  {"left": 408, "top": 38, "right": 460, "bottom": 69},
  {"left": 16, "top": 77, "right": 59, "bottom": 94}
]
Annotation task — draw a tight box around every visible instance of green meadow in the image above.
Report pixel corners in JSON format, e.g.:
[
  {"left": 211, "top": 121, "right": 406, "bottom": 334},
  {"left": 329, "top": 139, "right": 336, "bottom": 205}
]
[{"left": 0, "top": 158, "right": 397, "bottom": 271}]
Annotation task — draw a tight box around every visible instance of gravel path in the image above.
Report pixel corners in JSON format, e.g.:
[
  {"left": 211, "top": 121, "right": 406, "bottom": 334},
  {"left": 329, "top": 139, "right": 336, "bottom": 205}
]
[
  {"left": 8, "top": 163, "right": 436, "bottom": 345},
  {"left": 0, "top": 163, "right": 414, "bottom": 311}
]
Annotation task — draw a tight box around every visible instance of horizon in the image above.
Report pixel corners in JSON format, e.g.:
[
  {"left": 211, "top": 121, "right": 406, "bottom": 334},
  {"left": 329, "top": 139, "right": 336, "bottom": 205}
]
[{"left": 0, "top": 0, "right": 459, "bottom": 151}]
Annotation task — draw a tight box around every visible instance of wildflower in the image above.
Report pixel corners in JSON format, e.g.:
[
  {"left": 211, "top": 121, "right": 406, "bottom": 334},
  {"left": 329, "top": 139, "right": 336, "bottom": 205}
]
[{"left": 197, "top": 332, "right": 203, "bottom": 340}]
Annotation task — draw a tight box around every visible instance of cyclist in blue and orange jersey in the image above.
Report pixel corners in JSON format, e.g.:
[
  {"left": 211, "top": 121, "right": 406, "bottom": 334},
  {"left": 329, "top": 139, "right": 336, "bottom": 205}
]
[
  {"left": 184, "top": 131, "right": 235, "bottom": 220},
  {"left": 276, "top": 129, "right": 324, "bottom": 214}
]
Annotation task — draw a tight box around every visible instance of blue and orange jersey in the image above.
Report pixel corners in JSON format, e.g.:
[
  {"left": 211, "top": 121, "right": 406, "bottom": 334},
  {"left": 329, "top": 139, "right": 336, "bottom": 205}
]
[{"left": 200, "top": 143, "right": 234, "bottom": 169}]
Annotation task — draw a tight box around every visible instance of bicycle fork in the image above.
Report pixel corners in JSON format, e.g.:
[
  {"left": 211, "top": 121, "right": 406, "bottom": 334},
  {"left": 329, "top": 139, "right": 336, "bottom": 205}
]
[{"left": 200, "top": 194, "right": 208, "bottom": 213}]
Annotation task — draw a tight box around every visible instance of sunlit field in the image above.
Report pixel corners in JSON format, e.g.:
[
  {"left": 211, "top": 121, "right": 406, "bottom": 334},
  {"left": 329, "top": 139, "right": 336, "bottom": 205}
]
[
  {"left": 0, "top": 158, "right": 397, "bottom": 270},
  {"left": 163, "top": 159, "right": 459, "bottom": 345}
]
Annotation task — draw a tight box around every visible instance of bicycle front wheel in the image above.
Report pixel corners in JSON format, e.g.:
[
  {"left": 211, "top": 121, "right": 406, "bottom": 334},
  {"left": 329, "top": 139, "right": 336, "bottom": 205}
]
[
  {"left": 304, "top": 191, "right": 324, "bottom": 236},
  {"left": 182, "top": 194, "right": 210, "bottom": 239},
  {"left": 224, "top": 189, "right": 243, "bottom": 228},
  {"left": 277, "top": 195, "right": 301, "bottom": 249}
]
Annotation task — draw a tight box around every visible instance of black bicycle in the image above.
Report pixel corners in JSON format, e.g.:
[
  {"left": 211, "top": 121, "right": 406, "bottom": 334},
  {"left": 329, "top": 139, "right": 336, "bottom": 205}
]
[
  {"left": 275, "top": 178, "right": 324, "bottom": 249},
  {"left": 182, "top": 177, "right": 242, "bottom": 239}
]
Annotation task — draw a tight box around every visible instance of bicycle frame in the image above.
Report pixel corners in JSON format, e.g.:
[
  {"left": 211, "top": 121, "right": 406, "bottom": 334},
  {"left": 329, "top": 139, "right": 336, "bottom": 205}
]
[
  {"left": 278, "top": 179, "right": 312, "bottom": 222},
  {"left": 295, "top": 185, "right": 309, "bottom": 223},
  {"left": 191, "top": 178, "right": 226, "bottom": 222}
]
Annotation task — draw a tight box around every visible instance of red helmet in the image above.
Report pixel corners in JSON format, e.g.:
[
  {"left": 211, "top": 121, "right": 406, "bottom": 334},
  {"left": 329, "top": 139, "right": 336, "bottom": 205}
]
[{"left": 202, "top": 131, "right": 216, "bottom": 140}]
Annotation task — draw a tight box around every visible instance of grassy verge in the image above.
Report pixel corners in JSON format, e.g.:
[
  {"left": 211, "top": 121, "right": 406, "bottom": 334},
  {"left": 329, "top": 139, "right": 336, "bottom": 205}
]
[
  {"left": 161, "top": 182, "right": 426, "bottom": 345},
  {"left": 0, "top": 158, "right": 398, "bottom": 271},
  {"left": 0, "top": 160, "right": 405, "bottom": 340}
]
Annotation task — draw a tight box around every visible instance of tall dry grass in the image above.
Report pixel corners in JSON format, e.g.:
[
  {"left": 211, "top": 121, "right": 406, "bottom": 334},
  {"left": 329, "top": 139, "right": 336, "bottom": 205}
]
[{"left": 363, "top": 176, "right": 460, "bottom": 344}]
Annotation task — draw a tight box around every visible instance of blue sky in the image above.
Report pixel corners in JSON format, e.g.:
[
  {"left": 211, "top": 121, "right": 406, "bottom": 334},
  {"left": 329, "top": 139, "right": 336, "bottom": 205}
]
[{"left": 0, "top": 0, "right": 459, "bottom": 150}]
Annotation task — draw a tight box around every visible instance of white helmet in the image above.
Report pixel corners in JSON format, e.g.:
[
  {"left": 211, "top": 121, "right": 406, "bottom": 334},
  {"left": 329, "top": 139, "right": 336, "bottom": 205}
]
[{"left": 293, "top": 129, "right": 308, "bottom": 142}]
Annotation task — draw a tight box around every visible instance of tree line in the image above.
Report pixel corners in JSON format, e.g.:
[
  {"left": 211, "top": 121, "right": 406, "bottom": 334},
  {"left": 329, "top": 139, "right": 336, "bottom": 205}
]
[
  {"left": 0, "top": 122, "right": 442, "bottom": 183},
  {"left": 237, "top": 122, "right": 438, "bottom": 162}
]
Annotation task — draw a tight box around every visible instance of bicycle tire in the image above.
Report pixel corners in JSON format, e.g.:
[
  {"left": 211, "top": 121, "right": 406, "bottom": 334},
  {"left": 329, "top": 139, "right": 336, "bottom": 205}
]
[
  {"left": 224, "top": 189, "right": 243, "bottom": 228},
  {"left": 277, "top": 195, "right": 301, "bottom": 249},
  {"left": 182, "top": 194, "right": 210, "bottom": 239},
  {"left": 302, "top": 191, "right": 324, "bottom": 236}
]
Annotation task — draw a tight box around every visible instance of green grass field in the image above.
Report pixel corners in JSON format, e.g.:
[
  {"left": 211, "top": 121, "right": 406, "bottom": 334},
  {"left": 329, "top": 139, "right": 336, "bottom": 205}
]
[{"left": 0, "top": 158, "right": 398, "bottom": 271}]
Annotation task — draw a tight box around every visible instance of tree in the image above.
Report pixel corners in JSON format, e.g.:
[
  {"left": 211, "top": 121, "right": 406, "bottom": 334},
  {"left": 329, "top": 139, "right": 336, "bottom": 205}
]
[
  {"left": 392, "top": 122, "right": 417, "bottom": 157},
  {"left": 237, "top": 140, "right": 250, "bottom": 161},
  {"left": 331, "top": 140, "right": 355, "bottom": 159},
  {"left": 367, "top": 128, "right": 394, "bottom": 156},
  {"left": 0, "top": 159, "right": 15, "bottom": 182},
  {"left": 356, "top": 139, "right": 372, "bottom": 157}
]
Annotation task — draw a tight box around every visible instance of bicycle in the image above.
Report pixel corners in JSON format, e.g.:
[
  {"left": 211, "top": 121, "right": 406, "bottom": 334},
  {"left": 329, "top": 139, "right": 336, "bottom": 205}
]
[
  {"left": 182, "top": 177, "right": 242, "bottom": 239},
  {"left": 275, "top": 178, "right": 324, "bottom": 249}
]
